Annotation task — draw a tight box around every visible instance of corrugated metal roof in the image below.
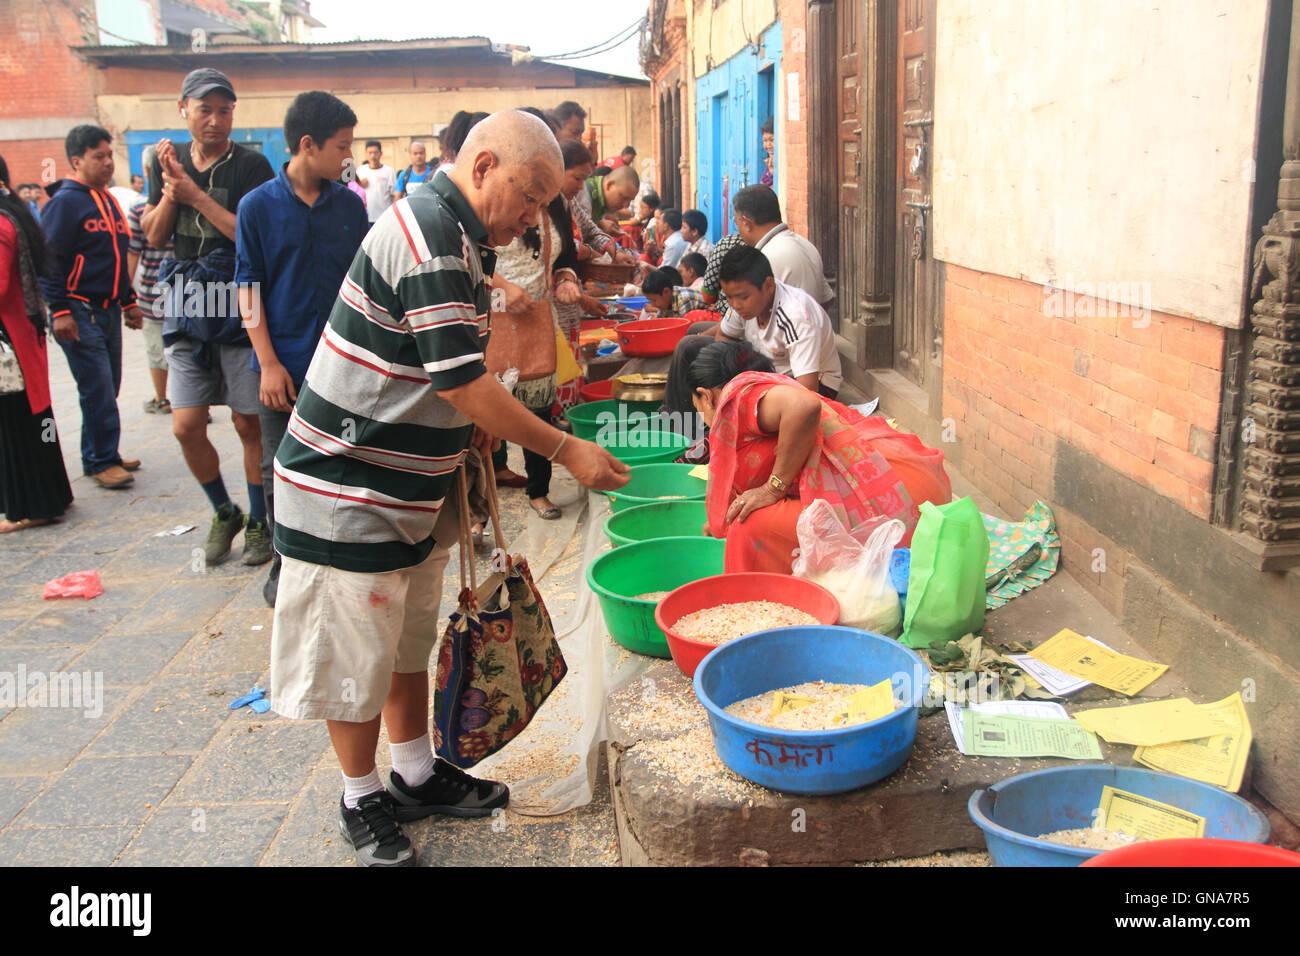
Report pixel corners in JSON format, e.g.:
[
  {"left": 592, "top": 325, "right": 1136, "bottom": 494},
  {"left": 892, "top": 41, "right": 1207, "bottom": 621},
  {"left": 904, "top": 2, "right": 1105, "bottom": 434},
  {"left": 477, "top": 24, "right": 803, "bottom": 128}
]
[{"left": 73, "top": 35, "right": 648, "bottom": 83}]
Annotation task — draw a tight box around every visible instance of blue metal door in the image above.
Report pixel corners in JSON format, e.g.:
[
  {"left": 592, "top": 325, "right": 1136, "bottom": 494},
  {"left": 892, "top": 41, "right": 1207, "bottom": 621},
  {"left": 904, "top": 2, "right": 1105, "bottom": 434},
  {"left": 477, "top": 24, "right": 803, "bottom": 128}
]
[{"left": 124, "top": 127, "right": 289, "bottom": 182}]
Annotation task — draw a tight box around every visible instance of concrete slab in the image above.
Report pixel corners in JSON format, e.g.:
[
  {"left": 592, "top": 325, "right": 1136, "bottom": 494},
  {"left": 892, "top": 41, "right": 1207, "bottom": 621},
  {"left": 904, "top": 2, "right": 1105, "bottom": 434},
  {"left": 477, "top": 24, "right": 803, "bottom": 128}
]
[{"left": 607, "top": 654, "right": 1154, "bottom": 867}]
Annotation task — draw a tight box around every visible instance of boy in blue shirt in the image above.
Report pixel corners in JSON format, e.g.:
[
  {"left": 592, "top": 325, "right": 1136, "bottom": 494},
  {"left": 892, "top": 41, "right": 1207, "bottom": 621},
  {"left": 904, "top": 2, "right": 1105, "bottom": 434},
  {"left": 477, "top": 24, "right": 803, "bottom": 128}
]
[{"left": 235, "top": 91, "right": 367, "bottom": 605}]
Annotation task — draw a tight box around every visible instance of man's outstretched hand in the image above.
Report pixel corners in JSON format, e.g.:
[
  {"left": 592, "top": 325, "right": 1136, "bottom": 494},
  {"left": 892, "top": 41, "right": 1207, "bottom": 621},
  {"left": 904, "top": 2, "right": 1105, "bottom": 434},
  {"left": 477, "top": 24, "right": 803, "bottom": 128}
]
[{"left": 556, "top": 436, "right": 630, "bottom": 491}]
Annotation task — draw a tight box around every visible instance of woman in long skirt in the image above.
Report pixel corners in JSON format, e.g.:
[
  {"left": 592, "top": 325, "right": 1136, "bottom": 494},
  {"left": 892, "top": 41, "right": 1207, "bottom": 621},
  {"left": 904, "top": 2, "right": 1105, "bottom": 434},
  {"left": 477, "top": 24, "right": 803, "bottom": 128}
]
[{"left": 0, "top": 157, "right": 73, "bottom": 532}]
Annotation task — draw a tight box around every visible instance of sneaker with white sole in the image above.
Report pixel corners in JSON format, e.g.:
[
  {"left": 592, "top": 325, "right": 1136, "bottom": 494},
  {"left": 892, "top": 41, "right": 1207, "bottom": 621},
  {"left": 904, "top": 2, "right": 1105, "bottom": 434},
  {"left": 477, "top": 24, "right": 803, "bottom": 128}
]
[
  {"left": 387, "top": 759, "right": 509, "bottom": 821},
  {"left": 202, "top": 504, "right": 245, "bottom": 564},
  {"left": 337, "top": 792, "right": 415, "bottom": 867}
]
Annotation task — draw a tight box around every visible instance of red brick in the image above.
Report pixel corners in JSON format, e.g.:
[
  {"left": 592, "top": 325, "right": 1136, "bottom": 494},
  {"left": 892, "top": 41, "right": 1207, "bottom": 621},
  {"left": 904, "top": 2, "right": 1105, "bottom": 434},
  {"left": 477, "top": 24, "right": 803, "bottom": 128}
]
[
  {"left": 1098, "top": 335, "right": 1144, "bottom": 371},
  {"left": 1139, "top": 350, "right": 1192, "bottom": 390},
  {"left": 1072, "top": 402, "right": 1112, "bottom": 440},
  {"left": 1063, "top": 420, "right": 1106, "bottom": 459},
  {"left": 1145, "top": 463, "right": 1192, "bottom": 505},
  {"left": 945, "top": 264, "right": 983, "bottom": 290},
  {"left": 1163, "top": 323, "right": 1224, "bottom": 370},
  {"left": 1186, "top": 485, "right": 1213, "bottom": 518},
  {"left": 1097, "top": 438, "right": 1150, "bottom": 482},
  {"left": 1116, "top": 313, "right": 1165, "bottom": 349},
  {"left": 1188, "top": 362, "right": 1223, "bottom": 402},
  {"left": 1111, "top": 420, "right": 1158, "bottom": 462},
  {"left": 1156, "top": 385, "right": 1218, "bottom": 431},
  {"left": 1109, "top": 365, "right": 1159, "bottom": 403},
  {"left": 1147, "top": 409, "right": 1189, "bottom": 451},
  {"left": 1009, "top": 279, "right": 1045, "bottom": 311},
  {"left": 1155, "top": 440, "right": 1215, "bottom": 490}
]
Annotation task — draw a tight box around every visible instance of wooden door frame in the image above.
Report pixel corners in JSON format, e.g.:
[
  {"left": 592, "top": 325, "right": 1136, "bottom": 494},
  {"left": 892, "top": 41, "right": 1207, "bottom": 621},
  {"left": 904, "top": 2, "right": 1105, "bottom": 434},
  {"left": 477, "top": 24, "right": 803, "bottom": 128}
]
[{"left": 808, "top": 0, "right": 898, "bottom": 372}]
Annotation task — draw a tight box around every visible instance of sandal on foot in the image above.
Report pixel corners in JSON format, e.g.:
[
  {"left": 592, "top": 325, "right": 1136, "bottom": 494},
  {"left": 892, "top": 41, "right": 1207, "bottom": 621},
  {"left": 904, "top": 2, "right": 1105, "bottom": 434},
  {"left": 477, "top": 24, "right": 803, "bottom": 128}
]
[{"left": 529, "top": 500, "right": 562, "bottom": 520}]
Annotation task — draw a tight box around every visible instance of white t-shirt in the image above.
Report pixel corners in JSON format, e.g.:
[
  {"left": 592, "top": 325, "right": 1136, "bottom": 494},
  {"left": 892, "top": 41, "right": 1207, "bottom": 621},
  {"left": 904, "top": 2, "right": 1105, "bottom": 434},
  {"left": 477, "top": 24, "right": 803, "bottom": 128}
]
[
  {"left": 756, "top": 224, "right": 835, "bottom": 305},
  {"left": 720, "top": 278, "right": 843, "bottom": 392},
  {"left": 357, "top": 163, "right": 396, "bottom": 222}
]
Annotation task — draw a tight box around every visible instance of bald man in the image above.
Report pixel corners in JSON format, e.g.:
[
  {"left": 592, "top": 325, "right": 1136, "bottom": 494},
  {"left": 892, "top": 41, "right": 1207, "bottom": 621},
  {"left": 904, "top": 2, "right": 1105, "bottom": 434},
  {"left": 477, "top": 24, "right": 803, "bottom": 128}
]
[
  {"left": 269, "top": 109, "right": 629, "bottom": 867},
  {"left": 584, "top": 164, "right": 640, "bottom": 237}
]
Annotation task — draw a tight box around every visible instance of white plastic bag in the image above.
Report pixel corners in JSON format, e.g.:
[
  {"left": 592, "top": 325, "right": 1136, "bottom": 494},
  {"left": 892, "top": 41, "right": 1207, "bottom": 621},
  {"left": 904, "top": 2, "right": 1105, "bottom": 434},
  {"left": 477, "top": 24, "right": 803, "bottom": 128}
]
[{"left": 791, "top": 500, "right": 904, "bottom": 636}]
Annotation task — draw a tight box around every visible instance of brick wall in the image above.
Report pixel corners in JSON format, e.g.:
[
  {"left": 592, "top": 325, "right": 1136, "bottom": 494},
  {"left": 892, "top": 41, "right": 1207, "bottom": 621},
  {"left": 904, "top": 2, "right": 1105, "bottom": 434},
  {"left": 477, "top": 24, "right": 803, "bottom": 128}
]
[
  {"left": 0, "top": 0, "right": 101, "bottom": 208},
  {"left": 777, "top": 0, "right": 808, "bottom": 237},
  {"left": 942, "top": 264, "right": 1225, "bottom": 610}
]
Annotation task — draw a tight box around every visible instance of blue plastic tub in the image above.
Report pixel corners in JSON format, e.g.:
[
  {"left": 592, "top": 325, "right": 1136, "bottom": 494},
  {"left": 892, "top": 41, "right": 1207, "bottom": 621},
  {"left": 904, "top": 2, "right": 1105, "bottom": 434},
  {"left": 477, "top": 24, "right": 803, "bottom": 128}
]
[
  {"left": 693, "top": 626, "right": 930, "bottom": 795},
  {"left": 968, "top": 765, "right": 1271, "bottom": 867},
  {"left": 616, "top": 296, "right": 649, "bottom": 311}
]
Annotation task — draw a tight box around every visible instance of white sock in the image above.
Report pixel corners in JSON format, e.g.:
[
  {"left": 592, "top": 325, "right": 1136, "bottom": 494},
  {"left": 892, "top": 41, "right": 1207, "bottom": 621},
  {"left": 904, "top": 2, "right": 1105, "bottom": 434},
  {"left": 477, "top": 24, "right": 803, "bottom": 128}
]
[
  {"left": 390, "top": 736, "right": 436, "bottom": 787},
  {"left": 341, "top": 768, "right": 384, "bottom": 809}
]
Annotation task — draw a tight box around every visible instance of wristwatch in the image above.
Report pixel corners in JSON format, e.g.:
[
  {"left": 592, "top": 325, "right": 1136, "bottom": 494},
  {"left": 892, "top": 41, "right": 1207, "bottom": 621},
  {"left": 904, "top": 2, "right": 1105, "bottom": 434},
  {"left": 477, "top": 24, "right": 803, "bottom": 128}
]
[{"left": 768, "top": 473, "right": 789, "bottom": 494}]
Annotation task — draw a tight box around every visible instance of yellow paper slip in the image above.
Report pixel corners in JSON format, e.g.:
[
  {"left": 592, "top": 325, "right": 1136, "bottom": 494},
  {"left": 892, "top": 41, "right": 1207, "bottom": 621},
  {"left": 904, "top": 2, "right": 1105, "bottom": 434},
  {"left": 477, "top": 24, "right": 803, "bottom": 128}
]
[
  {"left": 1135, "top": 692, "right": 1252, "bottom": 792},
  {"left": 687, "top": 465, "right": 709, "bottom": 482},
  {"left": 771, "top": 692, "right": 819, "bottom": 718},
  {"left": 835, "top": 679, "right": 895, "bottom": 725},
  {"left": 1028, "top": 628, "right": 1167, "bottom": 696},
  {"left": 1074, "top": 698, "right": 1231, "bottom": 747},
  {"left": 1098, "top": 786, "right": 1206, "bottom": 841}
]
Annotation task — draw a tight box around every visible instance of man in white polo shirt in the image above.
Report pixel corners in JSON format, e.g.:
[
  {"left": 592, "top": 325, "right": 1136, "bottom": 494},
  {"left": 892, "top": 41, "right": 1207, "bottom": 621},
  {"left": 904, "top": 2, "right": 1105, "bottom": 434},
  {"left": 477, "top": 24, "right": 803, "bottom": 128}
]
[
  {"left": 712, "top": 245, "right": 842, "bottom": 398},
  {"left": 731, "top": 184, "right": 834, "bottom": 306}
]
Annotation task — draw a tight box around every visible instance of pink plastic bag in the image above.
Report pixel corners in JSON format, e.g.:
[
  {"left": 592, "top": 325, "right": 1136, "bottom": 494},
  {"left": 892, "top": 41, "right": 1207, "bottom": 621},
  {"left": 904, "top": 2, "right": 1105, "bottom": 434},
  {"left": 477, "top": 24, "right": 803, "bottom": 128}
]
[{"left": 42, "top": 570, "right": 104, "bottom": 600}]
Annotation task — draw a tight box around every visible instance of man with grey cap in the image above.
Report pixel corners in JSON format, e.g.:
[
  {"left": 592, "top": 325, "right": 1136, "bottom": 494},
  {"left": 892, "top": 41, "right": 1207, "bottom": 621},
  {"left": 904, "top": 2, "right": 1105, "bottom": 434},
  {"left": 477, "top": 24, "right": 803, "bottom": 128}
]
[{"left": 142, "top": 67, "right": 275, "bottom": 570}]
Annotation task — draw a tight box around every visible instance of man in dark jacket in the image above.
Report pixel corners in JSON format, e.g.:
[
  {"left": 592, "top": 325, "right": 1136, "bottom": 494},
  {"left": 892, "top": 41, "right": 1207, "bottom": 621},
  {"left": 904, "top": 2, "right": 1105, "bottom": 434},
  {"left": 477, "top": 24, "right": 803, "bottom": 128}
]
[
  {"left": 142, "top": 67, "right": 274, "bottom": 567},
  {"left": 40, "top": 125, "right": 144, "bottom": 489}
]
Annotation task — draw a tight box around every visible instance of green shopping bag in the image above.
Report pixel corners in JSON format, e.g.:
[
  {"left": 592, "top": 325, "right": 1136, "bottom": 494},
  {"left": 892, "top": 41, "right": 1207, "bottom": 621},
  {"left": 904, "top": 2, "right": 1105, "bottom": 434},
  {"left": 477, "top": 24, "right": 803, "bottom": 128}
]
[{"left": 901, "top": 496, "right": 990, "bottom": 649}]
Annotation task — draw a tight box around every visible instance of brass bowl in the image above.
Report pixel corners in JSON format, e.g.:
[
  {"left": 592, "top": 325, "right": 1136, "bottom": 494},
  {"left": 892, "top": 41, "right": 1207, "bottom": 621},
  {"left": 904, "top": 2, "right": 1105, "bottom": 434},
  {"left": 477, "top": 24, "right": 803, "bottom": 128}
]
[{"left": 611, "top": 374, "right": 668, "bottom": 403}]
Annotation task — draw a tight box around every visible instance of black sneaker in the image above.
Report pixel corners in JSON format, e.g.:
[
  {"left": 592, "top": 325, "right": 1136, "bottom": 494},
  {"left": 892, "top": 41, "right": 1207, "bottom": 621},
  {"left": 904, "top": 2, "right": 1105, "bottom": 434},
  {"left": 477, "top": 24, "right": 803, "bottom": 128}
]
[
  {"left": 337, "top": 792, "right": 415, "bottom": 867},
  {"left": 387, "top": 759, "right": 509, "bottom": 821}
]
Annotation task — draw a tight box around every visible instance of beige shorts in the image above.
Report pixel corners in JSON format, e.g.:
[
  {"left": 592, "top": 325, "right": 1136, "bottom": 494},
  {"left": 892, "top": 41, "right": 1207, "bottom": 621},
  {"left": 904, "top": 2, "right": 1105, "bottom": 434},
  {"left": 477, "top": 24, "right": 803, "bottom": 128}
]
[
  {"left": 142, "top": 320, "right": 168, "bottom": 371},
  {"left": 270, "top": 502, "right": 460, "bottom": 723}
]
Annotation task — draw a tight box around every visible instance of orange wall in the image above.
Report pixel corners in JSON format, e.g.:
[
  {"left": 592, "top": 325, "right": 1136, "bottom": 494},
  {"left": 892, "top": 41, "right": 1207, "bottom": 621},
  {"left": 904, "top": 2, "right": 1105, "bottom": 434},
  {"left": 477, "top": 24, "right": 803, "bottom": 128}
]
[{"left": 942, "top": 264, "right": 1225, "bottom": 522}]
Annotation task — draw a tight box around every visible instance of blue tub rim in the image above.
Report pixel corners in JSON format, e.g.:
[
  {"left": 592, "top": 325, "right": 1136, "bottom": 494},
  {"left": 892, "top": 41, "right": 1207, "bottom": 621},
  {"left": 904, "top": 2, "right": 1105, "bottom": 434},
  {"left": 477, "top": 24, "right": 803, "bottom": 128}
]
[
  {"left": 966, "top": 763, "right": 1273, "bottom": 862},
  {"left": 691, "top": 625, "right": 931, "bottom": 741}
]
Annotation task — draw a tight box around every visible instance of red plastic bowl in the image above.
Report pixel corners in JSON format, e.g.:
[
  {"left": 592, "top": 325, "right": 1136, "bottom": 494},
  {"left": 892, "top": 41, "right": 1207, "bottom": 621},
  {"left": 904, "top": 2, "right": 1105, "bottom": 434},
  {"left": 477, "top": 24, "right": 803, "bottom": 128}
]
[
  {"left": 579, "top": 379, "right": 614, "bottom": 403},
  {"left": 617, "top": 318, "right": 690, "bottom": 357},
  {"left": 1080, "top": 838, "right": 1300, "bottom": 867},
  {"left": 655, "top": 572, "right": 841, "bottom": 677}
]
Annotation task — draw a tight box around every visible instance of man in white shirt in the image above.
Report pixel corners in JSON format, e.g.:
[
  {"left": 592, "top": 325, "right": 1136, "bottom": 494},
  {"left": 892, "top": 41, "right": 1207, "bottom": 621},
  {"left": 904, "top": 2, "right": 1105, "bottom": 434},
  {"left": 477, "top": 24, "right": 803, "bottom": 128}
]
[
  {"left": 732, "top": 184, "right": 833, "bottom": 306},
  {"left": 712, "top": 245, "right": 842, "bottom": 397},
  {"left": 354, "top": 139, "right": 396, "bottom": 223}
]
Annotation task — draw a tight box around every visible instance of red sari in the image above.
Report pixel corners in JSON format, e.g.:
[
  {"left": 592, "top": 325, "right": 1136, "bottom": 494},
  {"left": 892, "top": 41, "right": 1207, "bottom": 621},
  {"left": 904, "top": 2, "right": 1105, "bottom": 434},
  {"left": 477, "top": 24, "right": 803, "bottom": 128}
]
[{"left": 706, "top": 372, "right": 951, "bottom": 573}]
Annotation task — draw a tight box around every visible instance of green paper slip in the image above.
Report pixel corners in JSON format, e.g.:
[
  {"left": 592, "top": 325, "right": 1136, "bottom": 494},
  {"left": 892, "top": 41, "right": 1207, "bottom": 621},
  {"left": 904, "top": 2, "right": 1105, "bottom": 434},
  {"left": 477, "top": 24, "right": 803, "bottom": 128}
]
[{"left": 961, "top": 711, "right": 1103, "bottom": 759}]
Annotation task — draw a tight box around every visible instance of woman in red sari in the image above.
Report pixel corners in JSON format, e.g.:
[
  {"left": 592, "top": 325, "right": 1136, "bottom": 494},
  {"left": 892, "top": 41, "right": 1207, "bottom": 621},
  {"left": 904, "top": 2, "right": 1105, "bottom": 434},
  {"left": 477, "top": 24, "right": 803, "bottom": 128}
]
[
  {"left": 0, "top": 157, "right": 74, "bottom": 532},
  {"left": 690, "top": 341, "right": 951, "bottom": 573}
]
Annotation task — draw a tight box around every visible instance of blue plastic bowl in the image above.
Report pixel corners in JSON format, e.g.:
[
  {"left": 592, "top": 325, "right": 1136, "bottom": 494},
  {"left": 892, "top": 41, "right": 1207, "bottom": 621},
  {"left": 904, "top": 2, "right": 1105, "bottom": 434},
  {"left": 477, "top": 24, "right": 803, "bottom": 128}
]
[
  {"left": 693, "top": 626, "right": 930, "bottom": 795},
  {"left": 617, "top": 295, "right": 649, "bottom": 311},
  {"left": 968, "top": 765, "right": 1271, "bottom": 867}
]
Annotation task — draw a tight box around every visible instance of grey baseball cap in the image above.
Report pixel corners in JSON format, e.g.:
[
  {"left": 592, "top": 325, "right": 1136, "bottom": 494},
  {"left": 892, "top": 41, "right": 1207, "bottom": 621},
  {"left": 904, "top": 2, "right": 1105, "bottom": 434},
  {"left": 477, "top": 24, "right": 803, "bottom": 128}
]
[{"left": 180, "top": 68, "right": 236, "bottom": 101}]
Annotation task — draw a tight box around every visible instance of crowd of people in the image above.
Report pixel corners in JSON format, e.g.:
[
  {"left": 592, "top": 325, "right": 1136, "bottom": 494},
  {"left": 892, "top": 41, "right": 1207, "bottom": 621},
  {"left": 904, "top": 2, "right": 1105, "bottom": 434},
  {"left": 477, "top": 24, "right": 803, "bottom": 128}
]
[{"left": 0, "top": 71, "right": 952, "bottom": 866}]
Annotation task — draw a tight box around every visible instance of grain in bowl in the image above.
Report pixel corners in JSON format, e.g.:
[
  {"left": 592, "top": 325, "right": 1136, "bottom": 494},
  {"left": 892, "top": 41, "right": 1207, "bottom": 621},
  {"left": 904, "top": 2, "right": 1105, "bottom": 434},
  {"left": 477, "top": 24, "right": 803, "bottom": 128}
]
[{"left": 670, "top": 600, "right": 819, "bottom": 646}]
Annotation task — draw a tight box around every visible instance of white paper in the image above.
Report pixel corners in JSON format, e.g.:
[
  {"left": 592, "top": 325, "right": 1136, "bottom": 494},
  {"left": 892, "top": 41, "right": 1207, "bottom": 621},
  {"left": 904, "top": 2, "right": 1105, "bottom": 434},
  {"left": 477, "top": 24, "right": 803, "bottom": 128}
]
[
  {"left": 787, "top": 72, "right": 801, "bottom": 122},
  {"left": 153, "top": 524, "right": 196, "bottom": 537},
  {"left": 945, "top": 699, "right": 1069, "bottom": 754},
  {"left": 1007, "top": 635, "right": 1117, "bottom": 696}
]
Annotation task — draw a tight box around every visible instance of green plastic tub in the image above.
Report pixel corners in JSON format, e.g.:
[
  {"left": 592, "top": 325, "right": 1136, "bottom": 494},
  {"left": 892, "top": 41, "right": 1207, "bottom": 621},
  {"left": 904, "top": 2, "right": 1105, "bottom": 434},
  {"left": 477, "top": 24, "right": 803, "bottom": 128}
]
[
  {"left": 604, "top": 463, "right": 708, "bottom": 514},
  {"left": 564, "top": 398, "right": 661, "bottom": 442},
  {"left": 604, "top": 499, "right": 709, "bottom": 547},
  {"left": 599, "top": 430, "right": 692, "bottom": 466},
  {"left": 586, "top": 536, "right": 725, "bottom": 657}
]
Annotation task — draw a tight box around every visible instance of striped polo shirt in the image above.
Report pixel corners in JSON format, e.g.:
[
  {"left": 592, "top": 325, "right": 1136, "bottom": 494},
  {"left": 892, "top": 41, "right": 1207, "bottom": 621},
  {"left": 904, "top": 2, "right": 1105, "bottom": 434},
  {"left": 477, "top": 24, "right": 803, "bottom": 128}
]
[{"left": 272, "top": 171, "right": 497, "bottom": 573}]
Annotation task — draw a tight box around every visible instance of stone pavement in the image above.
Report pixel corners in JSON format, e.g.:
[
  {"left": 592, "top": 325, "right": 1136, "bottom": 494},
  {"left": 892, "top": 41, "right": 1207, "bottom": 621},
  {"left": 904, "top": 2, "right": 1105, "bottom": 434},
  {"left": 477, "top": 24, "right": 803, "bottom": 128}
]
[{"left": 0, "top": 332, "right": 618, "bottom": 866}]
